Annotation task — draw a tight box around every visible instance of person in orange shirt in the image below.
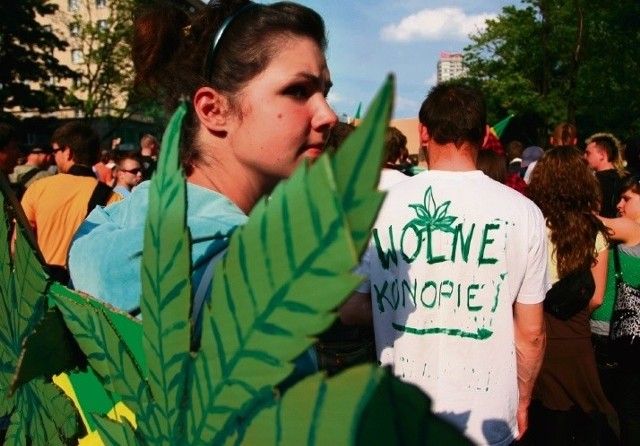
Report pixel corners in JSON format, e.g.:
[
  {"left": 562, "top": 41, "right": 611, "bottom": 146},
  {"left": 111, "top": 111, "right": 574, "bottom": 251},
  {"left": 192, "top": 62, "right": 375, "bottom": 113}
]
[{"left": 20, "top": 122, "right": 121, "bottom": 270}]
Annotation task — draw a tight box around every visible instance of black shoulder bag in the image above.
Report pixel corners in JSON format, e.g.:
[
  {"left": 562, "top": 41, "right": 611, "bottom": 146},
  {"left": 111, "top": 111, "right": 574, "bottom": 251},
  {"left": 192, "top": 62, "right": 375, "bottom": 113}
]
[
  {"left": 543, "top": 267, "right": 595, "bottom": 320},
  {"left": 609, "top": 245, "right": 640, "bottom": 366}
]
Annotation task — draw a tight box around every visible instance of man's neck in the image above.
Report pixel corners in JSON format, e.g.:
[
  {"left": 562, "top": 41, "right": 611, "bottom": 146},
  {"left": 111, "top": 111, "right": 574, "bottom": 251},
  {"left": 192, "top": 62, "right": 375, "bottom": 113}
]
[
  {"left": 426, "top": 142, "right": 478, "bottom": 172},
  {"left": 596, "top": 162, "right": 615, "bottom": 172}
]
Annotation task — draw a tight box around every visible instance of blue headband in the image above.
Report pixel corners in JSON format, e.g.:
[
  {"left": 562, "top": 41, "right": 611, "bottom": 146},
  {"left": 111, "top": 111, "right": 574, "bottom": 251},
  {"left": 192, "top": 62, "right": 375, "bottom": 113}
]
[{"left": 204, "top": 3, "right": 261, "bottom": 82}]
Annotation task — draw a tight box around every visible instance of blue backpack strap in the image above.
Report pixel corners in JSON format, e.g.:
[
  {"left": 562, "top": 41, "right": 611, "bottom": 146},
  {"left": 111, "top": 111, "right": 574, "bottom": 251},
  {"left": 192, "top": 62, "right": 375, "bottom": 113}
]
[{"left": 191, "top": 248, "right": 227, "bottom": 346}]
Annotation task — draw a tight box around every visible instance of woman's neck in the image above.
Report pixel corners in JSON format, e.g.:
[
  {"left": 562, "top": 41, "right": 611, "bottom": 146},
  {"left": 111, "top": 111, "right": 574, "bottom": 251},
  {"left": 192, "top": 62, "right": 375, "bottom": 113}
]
[{"left": 187, "top": 163, "right": 274, "bottom": 215}]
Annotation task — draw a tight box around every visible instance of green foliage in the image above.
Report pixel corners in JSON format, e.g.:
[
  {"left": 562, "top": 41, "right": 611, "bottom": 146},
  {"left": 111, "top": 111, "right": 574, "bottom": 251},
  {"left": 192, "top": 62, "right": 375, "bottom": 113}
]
[
  {"left": 0, "top": 180, "right": 81, "bottom": 445},
  {"left": 0, "top": 0, "right": 76, "bottom": 113},
  {"left": 464, "top": 0, "right": 640, "bottom": 142}
]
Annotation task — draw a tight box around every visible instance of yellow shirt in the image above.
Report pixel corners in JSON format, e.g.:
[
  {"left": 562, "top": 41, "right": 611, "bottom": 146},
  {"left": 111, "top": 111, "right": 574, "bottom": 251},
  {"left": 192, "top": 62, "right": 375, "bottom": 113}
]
[
  {"left": 547, "top": 230, "right": 607, "bottom": 284},
  {"left": 21, "top": 173, "right": 121, "bottom": 267}
]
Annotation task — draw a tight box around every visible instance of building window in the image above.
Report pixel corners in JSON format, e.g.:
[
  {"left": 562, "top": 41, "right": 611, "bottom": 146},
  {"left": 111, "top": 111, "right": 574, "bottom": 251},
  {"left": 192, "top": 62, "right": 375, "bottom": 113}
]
[
  {"left": 96, "top": 0, "right": 106, "bottom": 8},
  {"left": 97, "top": 20, "right": 108, "bottom": 32},
  {"left": 70, "top": 22, "right": 79, "bottom": 36},
  {"left": 69, "top": 0, "right": 78, "bottom": 11},
  {"left": 71, "top": 49, "right": 83, "bottom": 64}
]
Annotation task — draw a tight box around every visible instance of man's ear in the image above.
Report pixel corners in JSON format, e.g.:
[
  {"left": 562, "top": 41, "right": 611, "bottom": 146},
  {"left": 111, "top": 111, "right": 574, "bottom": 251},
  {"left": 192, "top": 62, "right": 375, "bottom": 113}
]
[
  {"left": 419, "top": 123, "right": 430, "bottom": 146},
  {"left": 64, "top": 146, "right": 74, "bottom": 163},
  {"left": 193, "top": 87, "right": 230, "bottom": 132}
]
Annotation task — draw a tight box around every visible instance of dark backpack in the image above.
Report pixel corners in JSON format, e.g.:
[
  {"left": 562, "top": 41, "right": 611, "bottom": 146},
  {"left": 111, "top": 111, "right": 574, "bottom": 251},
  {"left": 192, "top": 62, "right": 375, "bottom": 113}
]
[{"left": 10, "top": 167, "right": 44, "bottom": 200}]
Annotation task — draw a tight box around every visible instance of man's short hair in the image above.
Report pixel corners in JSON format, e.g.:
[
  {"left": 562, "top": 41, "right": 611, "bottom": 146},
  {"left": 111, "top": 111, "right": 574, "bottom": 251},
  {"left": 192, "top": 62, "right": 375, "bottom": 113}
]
[
  {"left": 51, "top": 121, "right": 100, "bottom": 166},
  {"left": 116, "top": 152, "right": 141, "bottom": 169},
  {"left": 418, "top": 84, "right": 486, "bottom": 149},
  {"left": 585, "top": 132, "right": 621, "bottom": 163},
  {"left": 0, "top": 123, "right": 18, "bottom": 149}
]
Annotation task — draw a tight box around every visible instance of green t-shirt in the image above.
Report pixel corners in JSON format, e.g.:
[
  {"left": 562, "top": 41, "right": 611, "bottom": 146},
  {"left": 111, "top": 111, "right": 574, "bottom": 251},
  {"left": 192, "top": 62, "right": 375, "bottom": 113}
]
[{"left": 592, "top": 245, "right": 640, "bottom": 324}]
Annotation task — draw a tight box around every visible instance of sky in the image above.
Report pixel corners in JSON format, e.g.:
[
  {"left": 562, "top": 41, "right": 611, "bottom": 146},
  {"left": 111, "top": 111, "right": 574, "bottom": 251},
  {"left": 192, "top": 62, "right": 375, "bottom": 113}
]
[{"left": 288, "top": 0, "right": 519, "bottom": 120}]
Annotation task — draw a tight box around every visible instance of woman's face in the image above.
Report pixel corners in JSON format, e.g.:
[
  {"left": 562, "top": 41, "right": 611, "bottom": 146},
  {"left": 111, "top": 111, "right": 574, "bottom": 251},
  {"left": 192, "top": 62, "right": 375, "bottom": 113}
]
[
  {"left": 227, "top": 36, "right": 338, "bottom": 186},
  {"left": 617, "top": 188, "right": 640, "bottom": 220}
]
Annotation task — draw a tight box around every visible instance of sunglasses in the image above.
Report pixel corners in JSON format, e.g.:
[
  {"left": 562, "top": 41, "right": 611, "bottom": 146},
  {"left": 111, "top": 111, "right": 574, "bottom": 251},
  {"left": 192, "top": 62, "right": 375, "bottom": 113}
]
[
  {"left": 121, "top": 168, "right": 142, "bottom": 175},
  {"left": 52, "top": 146, "right": 65, "bottom": 154}
]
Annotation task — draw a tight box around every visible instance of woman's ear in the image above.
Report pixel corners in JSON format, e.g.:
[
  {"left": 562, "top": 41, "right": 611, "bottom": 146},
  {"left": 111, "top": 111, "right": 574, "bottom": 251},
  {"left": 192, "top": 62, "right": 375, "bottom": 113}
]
[{"left": 193, "top": 87, "right": 230, "bottom": 132}]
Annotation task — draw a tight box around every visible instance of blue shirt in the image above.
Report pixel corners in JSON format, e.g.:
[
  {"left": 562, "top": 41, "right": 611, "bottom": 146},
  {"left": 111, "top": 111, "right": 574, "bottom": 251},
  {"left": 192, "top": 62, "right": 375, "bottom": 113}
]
[
  {"left": 69, "top": 181, "right": 247, "bottom": 312},
  {"left": 68, "top": 180, "right": 317, "bottom": 385}
]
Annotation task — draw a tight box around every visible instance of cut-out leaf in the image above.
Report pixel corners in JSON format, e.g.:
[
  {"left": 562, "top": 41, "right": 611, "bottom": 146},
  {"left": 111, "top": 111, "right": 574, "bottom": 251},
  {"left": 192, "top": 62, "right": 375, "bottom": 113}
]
[
  {"left": 188, "top": 77, "right": 394, "bottom": 444},
  {"left": 0, "top": 176, "right": 81, "bottom": 445},
  {"left": 140, "top": 101, "right": 191, "bottom": 443}
]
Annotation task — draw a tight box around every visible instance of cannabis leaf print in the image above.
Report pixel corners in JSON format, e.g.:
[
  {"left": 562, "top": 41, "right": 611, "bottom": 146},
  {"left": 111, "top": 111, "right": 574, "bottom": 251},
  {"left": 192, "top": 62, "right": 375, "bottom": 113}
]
[{"left": 405, "top": 187, "right": 458, "bottom": 235}]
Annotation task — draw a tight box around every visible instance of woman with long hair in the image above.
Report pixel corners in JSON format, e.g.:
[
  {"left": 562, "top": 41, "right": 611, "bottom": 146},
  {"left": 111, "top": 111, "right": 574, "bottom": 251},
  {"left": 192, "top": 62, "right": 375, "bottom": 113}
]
[{"left": 527, "top": 145, "right": 614, "bottom": 445}]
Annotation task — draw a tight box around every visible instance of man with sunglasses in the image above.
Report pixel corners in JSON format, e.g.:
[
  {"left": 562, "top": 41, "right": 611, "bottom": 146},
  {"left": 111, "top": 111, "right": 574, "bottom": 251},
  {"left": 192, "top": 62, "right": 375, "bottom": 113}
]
[
  {"left": 113, "top": 154, "right": 143, "bottom": 198},
  {"left": 20, "top": 122, "right": 122, "bottom": 271}
]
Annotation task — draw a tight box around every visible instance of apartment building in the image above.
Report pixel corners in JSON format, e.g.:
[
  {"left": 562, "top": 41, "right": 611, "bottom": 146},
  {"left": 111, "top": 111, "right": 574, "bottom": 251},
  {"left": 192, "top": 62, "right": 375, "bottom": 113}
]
[{"left": 436, "top": 52, "right": 468, "bottom": 84}]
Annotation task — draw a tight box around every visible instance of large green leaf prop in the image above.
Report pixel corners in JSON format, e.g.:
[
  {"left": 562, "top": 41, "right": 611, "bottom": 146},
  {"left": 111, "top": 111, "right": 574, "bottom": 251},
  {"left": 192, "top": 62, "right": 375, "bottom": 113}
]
[{"left": 0, "top": 177, "right": 81, "bottom": 445}]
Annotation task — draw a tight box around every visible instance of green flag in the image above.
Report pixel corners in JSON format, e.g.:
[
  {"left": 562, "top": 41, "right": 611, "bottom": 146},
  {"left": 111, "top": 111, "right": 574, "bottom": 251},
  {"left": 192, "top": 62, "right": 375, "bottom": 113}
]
[
  {"left": 354, "top": 102, "right": 362, "bottom": 120},
  {"left": 491, "top": 114, "right": 513, "bottom": 138}
]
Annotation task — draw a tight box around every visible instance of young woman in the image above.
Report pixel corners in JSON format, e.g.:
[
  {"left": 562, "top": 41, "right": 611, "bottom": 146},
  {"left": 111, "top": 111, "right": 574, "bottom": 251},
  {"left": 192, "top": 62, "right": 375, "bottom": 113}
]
[
  {"left": 68, "top": 0, "right": 337, "bottom": 374},
  {"left": 526, "top": 146, "right": 614, "bottom": 445},
  {"left": 593, "top": 176, "right": 640, "bottom": 446}
]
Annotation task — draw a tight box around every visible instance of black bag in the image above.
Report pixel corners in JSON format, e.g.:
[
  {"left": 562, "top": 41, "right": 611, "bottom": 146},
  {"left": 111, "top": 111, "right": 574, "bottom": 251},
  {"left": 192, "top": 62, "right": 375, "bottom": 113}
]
[
  {"left": 609, "top": 246, "right": 640, "bottom": 366},
  {"left": 543, "top": 268, "right": 595, "bottom": 320}
]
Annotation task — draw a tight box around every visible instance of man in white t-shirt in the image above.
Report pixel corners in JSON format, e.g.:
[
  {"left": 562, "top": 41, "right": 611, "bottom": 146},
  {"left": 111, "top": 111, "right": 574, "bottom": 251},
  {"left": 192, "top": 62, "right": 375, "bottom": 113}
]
[{"left": 341, "top": 84, "right": 548, "bottom": 446}]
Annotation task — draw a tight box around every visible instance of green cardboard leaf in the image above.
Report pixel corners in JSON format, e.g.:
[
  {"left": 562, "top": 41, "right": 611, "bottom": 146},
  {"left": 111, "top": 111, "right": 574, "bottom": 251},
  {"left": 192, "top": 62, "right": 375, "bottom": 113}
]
[
  {"left": 356, "top": 368, "right": 473, "bottom": 446},
  {"left": 141, "top": 101, "right": 191, "bottom": 442},
  {"left": 331, "top": 74, "right": 394, "bottom": 254},
  {"left": 93, "top": 415, "right": 140, "bottom": 446},
  {"left": 189, "top": 157, "right": 362, "bottom": 443},
  {"left": 12, "top": 306, "right": 87, "bottom": 391},
  {"left": 188, "top": 77, "right": 394, "bottom": 444},
  {"left": 0, "top": 178, "right": 81, "bottom": 445},
  {"left": 5, "top": 378, "right": 80, "bottom": 446},
  {"left": 241, "top": 364, "right": 381, "bottom": 446},
  {"left": 53, "top": 292, "right": 150, "bottom": 423}
]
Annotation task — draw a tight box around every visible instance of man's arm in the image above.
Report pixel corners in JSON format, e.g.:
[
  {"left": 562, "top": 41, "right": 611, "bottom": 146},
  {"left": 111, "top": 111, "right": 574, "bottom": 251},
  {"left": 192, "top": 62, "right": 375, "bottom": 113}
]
[
  {"left": 339, "top": 292, "right": 372, "bottom": 326},
  {"left": 513, "top": 301, "right": 546, "bottom": 440}
]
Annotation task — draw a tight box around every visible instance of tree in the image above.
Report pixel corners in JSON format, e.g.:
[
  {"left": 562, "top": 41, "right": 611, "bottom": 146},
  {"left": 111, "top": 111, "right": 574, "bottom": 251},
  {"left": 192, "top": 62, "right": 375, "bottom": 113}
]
[
  {"left": 463, "top": 0, "right": 640, "bottom": 143},
  {"left": 0, "top": 0, "right": 77, "bottom": 115},
  {"left": 574, "top": 0, "right": 640, "bottom": 139},
  {"left": 54, "top": 0, "right": 137, "bottom": 121}
]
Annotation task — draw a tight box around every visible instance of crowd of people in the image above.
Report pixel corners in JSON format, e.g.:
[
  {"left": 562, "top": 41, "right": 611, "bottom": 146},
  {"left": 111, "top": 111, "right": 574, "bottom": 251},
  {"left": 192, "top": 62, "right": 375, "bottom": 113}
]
[{"left": 1, "top": 0, "right": 639, "bottom": 445}]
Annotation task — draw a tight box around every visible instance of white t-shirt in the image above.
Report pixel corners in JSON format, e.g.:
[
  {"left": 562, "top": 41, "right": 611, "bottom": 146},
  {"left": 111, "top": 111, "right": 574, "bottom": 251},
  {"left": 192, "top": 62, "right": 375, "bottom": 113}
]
[
  {"left": 358, "top": 170, "right": 549, "bottom": 446},
  {"left": 378, "top": 168, "right": 409, "bottom": 191}
]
